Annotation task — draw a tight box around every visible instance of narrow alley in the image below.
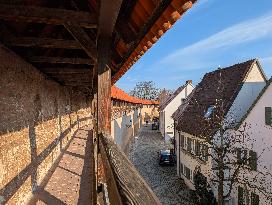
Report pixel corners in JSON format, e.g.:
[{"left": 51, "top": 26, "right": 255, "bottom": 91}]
[{"left": 128, "top": 125, "right": 197, "bottom": 205}]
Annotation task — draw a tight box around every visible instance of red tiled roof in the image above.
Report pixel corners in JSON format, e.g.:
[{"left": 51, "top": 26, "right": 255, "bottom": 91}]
[
  {"left": 176, "top": 59, "right": 260, "bottom": 136},
  {"left": 111, "top": 85, "right": 159, "bottom": 105}
]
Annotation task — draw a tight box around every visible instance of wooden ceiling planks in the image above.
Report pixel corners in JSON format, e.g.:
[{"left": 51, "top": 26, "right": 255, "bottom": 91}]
[
  {"left": 111, "top": 0, "right": 196, "bottom": 83},
  {"left": 0, "top": 0, "right": 197, "bottom": 87}
]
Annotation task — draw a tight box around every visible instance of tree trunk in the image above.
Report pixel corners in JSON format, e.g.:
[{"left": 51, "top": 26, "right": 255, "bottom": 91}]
[
  {"left": 217, "top": 131, "right": 224, "bottom": 205},
  {"left": 218, "top": 163, "right": 224, "bottom": 205}
]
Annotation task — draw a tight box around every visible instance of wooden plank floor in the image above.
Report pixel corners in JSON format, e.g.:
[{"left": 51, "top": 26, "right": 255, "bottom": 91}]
[{"left": 29, "top": 128, "right": 94, "bottom": 205}]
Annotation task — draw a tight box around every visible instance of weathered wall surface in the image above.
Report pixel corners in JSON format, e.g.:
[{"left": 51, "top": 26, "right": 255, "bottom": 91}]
[
  {"left": 111, "top": 108, "right": 142, "bottom": 154},
  {"left": 0, "top": 45, "right": 93, "bottom": 204},
  {"left": 141, "top": 105, "right": 158, "bottom": 123}
]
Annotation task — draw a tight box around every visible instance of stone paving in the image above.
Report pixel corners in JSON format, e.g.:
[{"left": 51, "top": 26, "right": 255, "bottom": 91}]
[
  {"left": 128, "top": 124, "right": 197, "bottom": 205},
  {"left": 29, "top": 128, "right": 94, "bottom": 205}
]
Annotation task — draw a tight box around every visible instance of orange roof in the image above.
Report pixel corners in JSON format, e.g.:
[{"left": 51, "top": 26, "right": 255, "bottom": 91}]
[{"left": 111, "top": 85, "right": 159, "bottom": 105}]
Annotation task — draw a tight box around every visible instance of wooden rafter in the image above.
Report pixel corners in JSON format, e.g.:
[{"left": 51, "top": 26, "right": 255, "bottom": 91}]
[
  {"left": 112, "top": 0, "right": 172, "bottom": 81},
  {"left": 0, "top": 4, "right": 97, "bottom": 28},
  {"left": 40, "top": 67, "right": 91, "bottom": 74},
  {"left": 29, "top": 56, "right": 94, "bottom": 65},
  {"left": 10, "top": 37, "right": 81, "bottom": 49},
  {"left": 64, "top": 22, "right": 97, "bottom": 62}
]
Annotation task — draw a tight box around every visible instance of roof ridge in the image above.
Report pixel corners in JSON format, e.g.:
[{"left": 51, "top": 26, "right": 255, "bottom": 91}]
[{"left": 204, "top": 59, "right": 256, "bottom": 76}]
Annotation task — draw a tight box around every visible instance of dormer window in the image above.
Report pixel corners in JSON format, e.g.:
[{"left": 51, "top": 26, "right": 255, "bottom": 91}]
[{"left": 204, "top": 105, "right": 215, "bottom": 118}]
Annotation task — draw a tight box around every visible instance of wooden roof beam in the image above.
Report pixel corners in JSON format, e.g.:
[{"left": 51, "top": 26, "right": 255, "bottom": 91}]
[
  {"left": 10, "top": 37, "right": 82, "bottom": 49},
  {"left": 29, "top": 56, "right": 94, "bottom": 65},
  {"left": 64, "top": 22, "right": 97, "bottom": 62},
  {"left": 40, "top": 67, "right": 91, "bottom": 74},
  {"left": 0, "top": 4, "right": 97, "bottom": 28}
]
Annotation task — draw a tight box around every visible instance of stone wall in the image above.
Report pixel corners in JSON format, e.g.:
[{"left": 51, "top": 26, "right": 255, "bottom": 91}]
[{"left": 0, "top": 45, "right": 93, "bottom": 204}]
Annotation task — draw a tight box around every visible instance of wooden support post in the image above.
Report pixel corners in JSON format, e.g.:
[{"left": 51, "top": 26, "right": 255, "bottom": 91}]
[
  {"left": 97, "top": 36, "right": 112, "bottom": 135},
  {"left": 95, "top": 1, "right": 122, "bottom": 203}
]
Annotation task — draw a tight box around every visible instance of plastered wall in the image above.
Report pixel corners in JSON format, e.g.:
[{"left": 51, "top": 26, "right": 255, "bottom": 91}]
[{"left": 0, "top": 45, "right": 93, "bottom": 204}]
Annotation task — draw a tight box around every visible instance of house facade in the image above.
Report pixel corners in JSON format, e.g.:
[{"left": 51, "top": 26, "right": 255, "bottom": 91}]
[
  {"left": 173, "top": 59, "right": 267, "bottom": 203},
  {"left": 230, "top": 78, "right": 272, "bottom": 205},
  {"left": 159, "top": 80, "right": 194, "bottom": 141}
]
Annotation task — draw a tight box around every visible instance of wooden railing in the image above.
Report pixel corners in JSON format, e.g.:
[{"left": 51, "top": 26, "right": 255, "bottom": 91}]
[{"left": 98, "top": 133, "right": 161, "bottom": 205}]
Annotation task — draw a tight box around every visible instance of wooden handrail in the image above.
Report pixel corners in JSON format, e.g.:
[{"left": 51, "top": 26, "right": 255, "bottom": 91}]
[{"left": 99, "top": 133, "right": 161, "bottom": 205}]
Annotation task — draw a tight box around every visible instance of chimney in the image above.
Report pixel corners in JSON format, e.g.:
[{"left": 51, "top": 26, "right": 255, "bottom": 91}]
[{"left": 186, "top": 80, "right": 192, "bottom": 84}]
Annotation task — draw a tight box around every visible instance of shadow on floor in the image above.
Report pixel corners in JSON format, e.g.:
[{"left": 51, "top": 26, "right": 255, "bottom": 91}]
[{"left": 28, "top": 128, "right": 94, "bottom": 205}]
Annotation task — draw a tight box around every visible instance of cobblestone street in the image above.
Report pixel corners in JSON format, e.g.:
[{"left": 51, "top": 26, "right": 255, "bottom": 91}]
[{"left": 128, "top": 124, "right": 197, "bottom": 205}]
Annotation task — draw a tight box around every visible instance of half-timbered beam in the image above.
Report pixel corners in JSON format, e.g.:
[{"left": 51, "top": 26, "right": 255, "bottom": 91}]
[
  {"left": 29, "top": 56, "right": 94, "bottom": 65},
  {"left": 10, "top": 37, "right": 81, "bottom": 49},
  {"left": 0, "top": 4, "right": 97, "bottom": 28},
  {"left": 64, "top": 22, "right": 97, "bottom": 62}
]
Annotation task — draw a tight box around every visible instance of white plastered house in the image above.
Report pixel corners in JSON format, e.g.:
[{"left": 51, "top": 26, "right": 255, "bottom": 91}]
[
  {"left": 173, "top": 59, "right": 267, "bottom": 203},
  {"left": 159, "top": 80, "right": 194, "bottom": 141},
  {"left": 229, "top": 77, "right": 272, "bottom": 205}
]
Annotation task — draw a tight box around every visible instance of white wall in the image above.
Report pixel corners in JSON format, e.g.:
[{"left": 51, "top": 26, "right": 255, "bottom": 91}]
[
  {"left": 161, "top": 83, "right": 194, "bottom": 141},
  {"left": 176, "top": 131, "right": 213, "bottom": 190},
  {"left": 230, "top": 82, "right": 272, "bottom": 205},
  {"left": 225, "top": 63, "right": 266, "bottom": 125}
]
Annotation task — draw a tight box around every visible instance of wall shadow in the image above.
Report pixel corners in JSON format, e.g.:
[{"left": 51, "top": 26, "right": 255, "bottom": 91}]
[{"left": 0, "top": 116, "right": 92, "bottom": 204}]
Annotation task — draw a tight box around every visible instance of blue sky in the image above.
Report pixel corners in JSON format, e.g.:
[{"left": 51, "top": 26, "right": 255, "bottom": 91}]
[{"left": 116, "top": 0, "right": 272, "bottom": 92}]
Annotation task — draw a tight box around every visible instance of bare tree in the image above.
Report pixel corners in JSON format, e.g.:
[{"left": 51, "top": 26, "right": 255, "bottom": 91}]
[
  {"left": 192, "top": 76, "right": 272, "bottom": 205},
  {"left": 129, "top": 81, "right": 160, "bottom": 100}
]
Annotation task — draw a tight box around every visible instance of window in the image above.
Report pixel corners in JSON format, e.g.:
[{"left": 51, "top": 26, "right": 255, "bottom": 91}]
[
  {"left": 192, "top": 139, "right": 196, "bottom": 154},
  {"left": 190, "top": 170, "right": 193, "bottom": 181},
  {"left": 204, "top": 105, "right": 215, "bottom": 118},
  {"left": 181, "top": 98, "right": 185, "bottom": 104},
  {"left": 265, "top": 107, "right": 272, "bottom": 125},
  {"left": 201, "top": 144, "right": 208, "bottom": 161},
  {"left": 251, "top": 192, "right": 259, "bottom": 205},
  {"left": 195, "top": 140, "right": 201, "bottom": 156},
  {"left": 185, "top": 166, "right": 191, "bottom": 180}
]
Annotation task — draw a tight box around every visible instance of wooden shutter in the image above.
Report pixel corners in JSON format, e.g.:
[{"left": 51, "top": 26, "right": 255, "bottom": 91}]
[
  {"left": 249, "top": 150, "right": 257, "bottom": 171},
  {"left": 195, "top": 141, "right": 200, "bottom": 156},
  {"left": 243, "top": 150, "right": 248, "bottom": 164},
  {"left": 238, "top": 186, "right": 244, "bottom": 205},
  {"left": 237, "top": 148, "right": 242, "bottom": 164},
  {"left": 265, "top": 107, "right": 272, "bottom": 125},
  {"left": 181, "top": 135, "right": 184, "bottom": 148},
  {"left": 187, "top": 138, "right": 192, "bottom": 152},
  {"left": 251, "top": 193, "right": 259, "bottom": 205}
]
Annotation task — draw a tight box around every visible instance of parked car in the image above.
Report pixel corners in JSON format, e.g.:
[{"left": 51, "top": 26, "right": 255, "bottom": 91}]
[
  {"left": 158, "top": 149, "right": 175, "bottom": 165},
  {"left": 152, "top": 121, "right": 159, "bottom": 130},
  {"left": 152, "top": 117, "right": 159, "bottom": 130}
]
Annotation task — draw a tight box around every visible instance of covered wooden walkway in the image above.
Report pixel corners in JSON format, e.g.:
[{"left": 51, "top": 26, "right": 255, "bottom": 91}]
[{"left": 0, "top": 0, "right": 196, "bottom": 204}]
